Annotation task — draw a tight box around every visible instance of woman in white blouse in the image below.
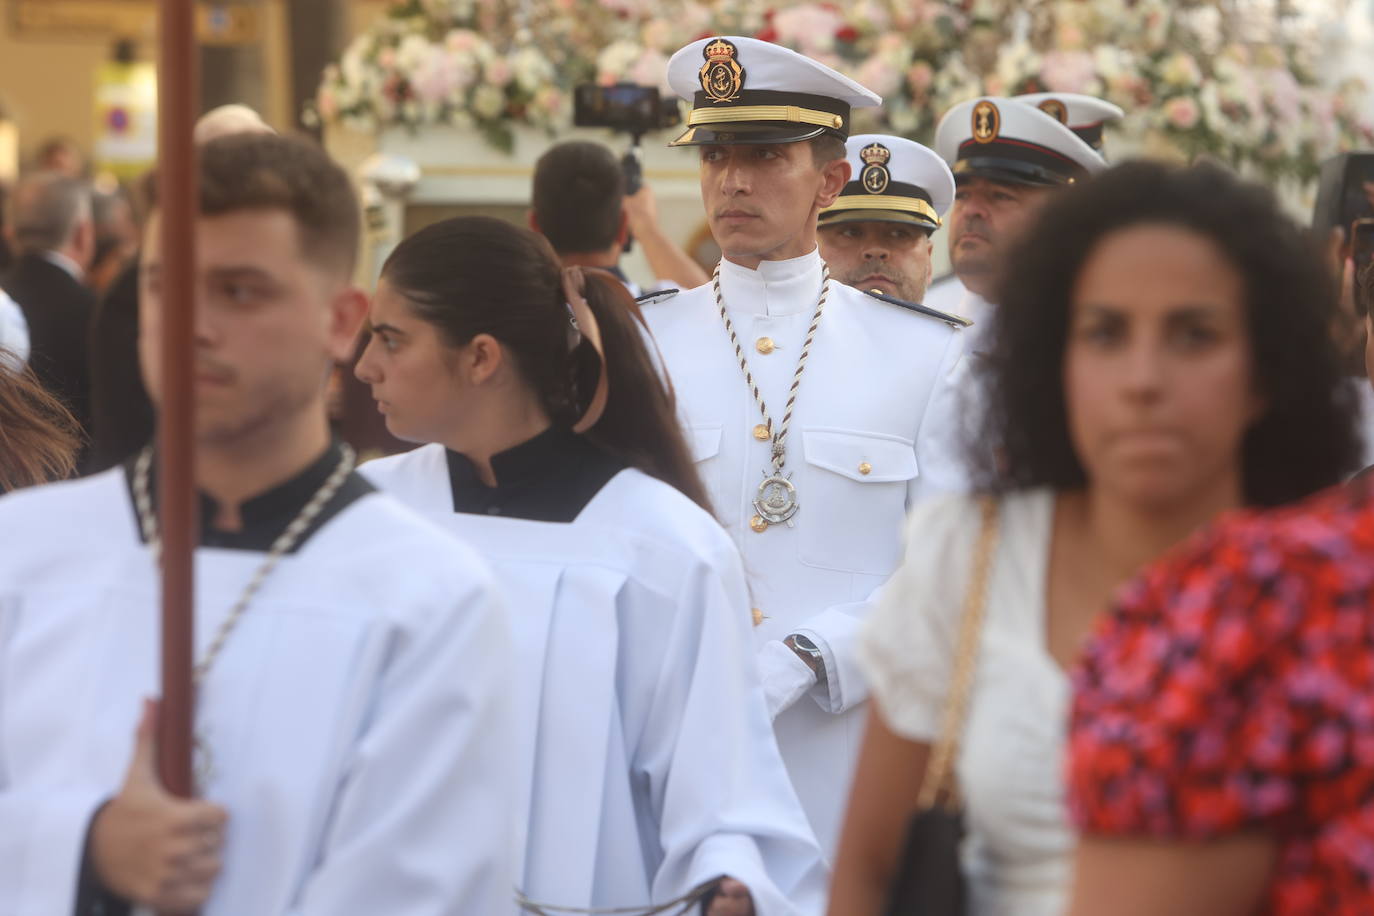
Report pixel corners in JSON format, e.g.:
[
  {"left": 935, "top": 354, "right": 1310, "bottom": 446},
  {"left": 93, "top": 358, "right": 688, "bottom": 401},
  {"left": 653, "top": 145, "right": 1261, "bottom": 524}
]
[{"left": 826, "top": 161, "right": 1363, "bottom": 915}]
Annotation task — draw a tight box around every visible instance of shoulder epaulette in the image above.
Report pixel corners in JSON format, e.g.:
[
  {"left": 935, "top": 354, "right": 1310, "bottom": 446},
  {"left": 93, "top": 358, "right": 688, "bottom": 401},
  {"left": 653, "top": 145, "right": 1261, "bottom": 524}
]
[
  {"left": 861, "top": 288, "right": 972, "bottom": 329},
  {"left": 634, "top": 288, "right": 681, "bottom": 306}
]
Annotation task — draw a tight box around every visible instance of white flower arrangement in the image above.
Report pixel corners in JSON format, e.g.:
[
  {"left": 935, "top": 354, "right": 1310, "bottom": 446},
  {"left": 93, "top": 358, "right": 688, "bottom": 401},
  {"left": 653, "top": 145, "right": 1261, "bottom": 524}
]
[{"left": 311, "top": 0, "right": 1373, "bottom": 183}]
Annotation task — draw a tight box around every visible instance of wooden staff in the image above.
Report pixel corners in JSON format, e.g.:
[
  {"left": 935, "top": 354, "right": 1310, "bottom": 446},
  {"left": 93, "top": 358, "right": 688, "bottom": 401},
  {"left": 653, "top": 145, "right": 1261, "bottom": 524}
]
[{"left": 156, "top": 0, "right": 199, "bottom": 801}]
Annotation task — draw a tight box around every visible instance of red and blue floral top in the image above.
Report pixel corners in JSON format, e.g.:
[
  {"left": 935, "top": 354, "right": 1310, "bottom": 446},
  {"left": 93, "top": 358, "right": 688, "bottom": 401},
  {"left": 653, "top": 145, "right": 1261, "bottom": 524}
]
[{"left": 1068, "top": 480, "right": 1374, "bottom": 915}]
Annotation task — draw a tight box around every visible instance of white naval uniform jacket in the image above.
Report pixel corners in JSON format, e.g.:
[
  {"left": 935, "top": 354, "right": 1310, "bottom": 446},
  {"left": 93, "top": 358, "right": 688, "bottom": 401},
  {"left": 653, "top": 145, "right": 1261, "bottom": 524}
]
[{"left": 642, "top": 249, "right": 966, "bottom": 852}]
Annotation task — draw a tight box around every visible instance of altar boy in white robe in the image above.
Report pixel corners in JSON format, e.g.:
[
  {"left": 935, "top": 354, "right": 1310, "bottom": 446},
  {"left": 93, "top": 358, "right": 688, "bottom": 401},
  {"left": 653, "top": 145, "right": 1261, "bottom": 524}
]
[
  {"left": 0, "top": 133, "right": 517, "bottom": 915},
  {"left": 355, "top": 217, "right": 826, "bottom": 914}
]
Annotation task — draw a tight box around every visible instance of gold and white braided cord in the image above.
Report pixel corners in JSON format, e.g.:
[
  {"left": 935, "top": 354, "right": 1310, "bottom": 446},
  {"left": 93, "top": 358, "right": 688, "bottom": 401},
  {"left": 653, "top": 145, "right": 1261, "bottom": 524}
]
[{"left": 712, "top": 263, "right": 831, "bottom": 471}]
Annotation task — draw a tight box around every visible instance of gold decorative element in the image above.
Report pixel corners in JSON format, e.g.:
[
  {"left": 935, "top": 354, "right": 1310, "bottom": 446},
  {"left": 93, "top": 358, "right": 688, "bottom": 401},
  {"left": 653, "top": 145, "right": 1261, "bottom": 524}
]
[
  {"left": 753, "top": 423, "right": 771, "bottom": 441},
  {"left": 699, "top": 37, "right": 746, "bottom": 103},
  {"left": 750, "top": 515, "right": 769, "bottom": 533},
  {"left": 972, "top": 100, "right": 1000, "bottom": 144},
  {"left": 751, "top": 608, "right": 766, "bottom": 626},
  {"left": 687, "top": 105, "right": 843, "bottom": 130},
  {"left": 755, "top": 336, "right": 776, "bottom": 354},
  {"left": 1037, "top": 98, "right": 1068, "bottom": 124},
  {"left": 858, "top": 462, "right": 872, "bottom": 476},
  {"left": 859, "top": 141, "right": 892, "bottom": 194},
  {"left": 822, "top": 194, "right": 941, "bottom": 226}
]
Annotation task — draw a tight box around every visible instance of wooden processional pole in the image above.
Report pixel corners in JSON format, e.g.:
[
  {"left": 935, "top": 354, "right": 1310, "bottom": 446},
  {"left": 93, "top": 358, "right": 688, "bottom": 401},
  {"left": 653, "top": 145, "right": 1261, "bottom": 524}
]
[{"left": 155, "top": 0, "right": 199, "bottom": 803}]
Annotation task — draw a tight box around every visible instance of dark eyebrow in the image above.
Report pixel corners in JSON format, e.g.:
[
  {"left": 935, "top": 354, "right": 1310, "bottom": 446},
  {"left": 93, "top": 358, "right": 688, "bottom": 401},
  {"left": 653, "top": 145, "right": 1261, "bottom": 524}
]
[
  {"left": 367, "top": 321, "right": 406, "bottom": 337},
  {"left": 205, "top": 265, "right": 277, "bottom": 283}
]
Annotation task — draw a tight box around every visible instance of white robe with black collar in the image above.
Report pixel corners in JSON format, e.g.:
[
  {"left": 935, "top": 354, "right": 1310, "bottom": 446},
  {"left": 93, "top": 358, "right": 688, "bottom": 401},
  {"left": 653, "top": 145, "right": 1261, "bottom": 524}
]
[
  {"left": 0, "top": 467, "right": 517, "bottom": 915},
  {"left": 362, "top": 445, "right": 827, "bottom": 916}
]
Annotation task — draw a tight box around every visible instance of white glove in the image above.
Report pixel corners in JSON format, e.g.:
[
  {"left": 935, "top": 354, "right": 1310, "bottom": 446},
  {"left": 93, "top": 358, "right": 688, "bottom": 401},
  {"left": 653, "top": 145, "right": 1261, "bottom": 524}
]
[{"left": 758, "top": 640, "right": 817, "bottom": 720}]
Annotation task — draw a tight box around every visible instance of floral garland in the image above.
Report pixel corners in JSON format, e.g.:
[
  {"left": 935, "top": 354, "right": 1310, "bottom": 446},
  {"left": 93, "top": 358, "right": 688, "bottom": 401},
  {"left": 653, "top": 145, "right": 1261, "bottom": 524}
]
[{"left": 311, "top": 0, "right": 1373, "bottom": 183}]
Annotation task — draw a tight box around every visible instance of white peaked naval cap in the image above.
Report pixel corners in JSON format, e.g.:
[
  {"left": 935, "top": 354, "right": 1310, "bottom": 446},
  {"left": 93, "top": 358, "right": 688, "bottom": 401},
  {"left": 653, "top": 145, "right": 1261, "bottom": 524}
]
[
  {"left": 1013, "top": 92, "right": 1124, "bottom": 153},
  {"left": 819, "top": 134, "right": 954, "bottom": 232},
  {"left": 666, "top": 35, "right": 881, "bottom": 147},
  {"left": 935, "top": 96, "right": 1107, "bottom": 186}
]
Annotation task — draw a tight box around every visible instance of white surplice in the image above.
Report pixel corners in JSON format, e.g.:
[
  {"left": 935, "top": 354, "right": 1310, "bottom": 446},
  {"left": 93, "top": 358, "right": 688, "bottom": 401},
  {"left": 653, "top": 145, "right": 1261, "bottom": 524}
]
[
  {"left": 641, "top": 250, "right": 966, "bottom": 852},
  {"left": 362, "top": 446, "right": 827, "bottom": 916},
  {"left": 0, "top": 469, "right": 517, "bottom": 916}
]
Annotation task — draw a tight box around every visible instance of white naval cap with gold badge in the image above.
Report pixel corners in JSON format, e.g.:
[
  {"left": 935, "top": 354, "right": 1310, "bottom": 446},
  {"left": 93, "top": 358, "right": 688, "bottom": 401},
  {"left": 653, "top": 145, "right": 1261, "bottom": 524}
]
[
  {"left": 1014, "top": 92, "right": 1124, "bottom": 154},
  {"left": 666, "top": 35, "right": 881, "bottom": 147},
  {"left": 818, "top": 134, "right": 954, "bottom": 234},
  {"left": 935, "top": 96, "right": 1107, "bottom": 187}
]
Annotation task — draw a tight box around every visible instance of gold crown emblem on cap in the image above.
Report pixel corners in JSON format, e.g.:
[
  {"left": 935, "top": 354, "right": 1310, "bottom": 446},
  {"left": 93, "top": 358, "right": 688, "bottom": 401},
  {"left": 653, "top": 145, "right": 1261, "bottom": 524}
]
[
  {"left": 699, "top": 38, "right": 746, "bottom": 104},
  {"left": 859, "top": 142, "right": 892, "bottom": 194},
  {"left": 1037, "top": 98, "right": 1068, "bottom": 124},
  {"left": 860, "top": 142, "right": 891, "bottom": 166}
]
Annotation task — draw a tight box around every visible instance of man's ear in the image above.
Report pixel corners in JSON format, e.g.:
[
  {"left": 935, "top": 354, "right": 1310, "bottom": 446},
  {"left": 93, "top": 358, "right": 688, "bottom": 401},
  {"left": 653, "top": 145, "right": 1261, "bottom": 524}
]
[
  {"left": 327, "top": 286, "right": 370, "bottom": 363},
  {"left": 527, "top": 209, "right": 540, "bottom": 234},
  {"left": 816, "top": 158, "right": 851, "bottom": 209},
  {"left": 614, "top": 209, "right": 629, "bottom": 247}
]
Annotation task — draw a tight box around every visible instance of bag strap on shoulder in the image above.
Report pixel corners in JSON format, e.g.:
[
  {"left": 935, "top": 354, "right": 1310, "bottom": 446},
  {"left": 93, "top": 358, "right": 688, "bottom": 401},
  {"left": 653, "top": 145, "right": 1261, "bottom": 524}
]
[{"left": 917, "top": 495, "right": 1001, "bottom": 812}]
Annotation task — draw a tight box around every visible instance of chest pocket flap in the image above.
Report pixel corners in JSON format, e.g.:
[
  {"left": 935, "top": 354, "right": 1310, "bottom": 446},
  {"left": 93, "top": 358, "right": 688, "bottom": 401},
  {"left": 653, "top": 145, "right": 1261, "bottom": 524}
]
[
  {"left": 688, "top": 424, "right": 722, "bottom": 462},
  {"left": 802, "top": 428, "right": 918, "bottom": 483}
]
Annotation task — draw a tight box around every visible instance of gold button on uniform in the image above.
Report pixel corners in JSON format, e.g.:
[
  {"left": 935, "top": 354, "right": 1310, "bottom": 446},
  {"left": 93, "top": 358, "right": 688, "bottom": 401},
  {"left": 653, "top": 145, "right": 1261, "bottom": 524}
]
[
  {"left": 755, "top": 337, "right": 776, "bottom": 354},
  {"left": 749, "top": 515, "right": 769, "bottom": 533},
  {"left": 753, "top": 423, "right": 771, "bottom": 441},
  {"left": 751, "top": 608, "right": 766, "bottom": 626},
  {"left": 858, "top": 462, "right": 872, "bottom": 476}
]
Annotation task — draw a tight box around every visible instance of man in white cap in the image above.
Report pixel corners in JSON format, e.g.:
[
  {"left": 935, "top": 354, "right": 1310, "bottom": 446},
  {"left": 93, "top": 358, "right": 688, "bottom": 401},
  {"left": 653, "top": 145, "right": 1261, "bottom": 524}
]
[
  {"left": 817, "top": 134, "right": 958, "bottom": 307},
  {"left": 915, "top": 96, "right": 1112, "bottom": 480},
  {"left": 923, "top": 92, "right": 1121, "bottom": 317},
  {"left": 642, "top": 36, "right": 968, "bottom": 854}
]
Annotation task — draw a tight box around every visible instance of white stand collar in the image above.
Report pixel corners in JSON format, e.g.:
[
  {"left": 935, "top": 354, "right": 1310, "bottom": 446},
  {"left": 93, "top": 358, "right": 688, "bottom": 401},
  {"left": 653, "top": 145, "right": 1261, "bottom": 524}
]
[{"left": 716, "top": 248, "right": 825, "bottom": 317}]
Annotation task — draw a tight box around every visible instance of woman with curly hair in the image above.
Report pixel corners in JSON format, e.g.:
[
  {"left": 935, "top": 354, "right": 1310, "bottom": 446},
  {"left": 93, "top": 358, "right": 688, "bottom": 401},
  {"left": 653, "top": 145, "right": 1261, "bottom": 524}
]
[
  {"left": 827, "top": 160, "right": 1363, "bottom": 916},
  {"left": 0, "top": 355, "right": 78, "bottom": 492}
]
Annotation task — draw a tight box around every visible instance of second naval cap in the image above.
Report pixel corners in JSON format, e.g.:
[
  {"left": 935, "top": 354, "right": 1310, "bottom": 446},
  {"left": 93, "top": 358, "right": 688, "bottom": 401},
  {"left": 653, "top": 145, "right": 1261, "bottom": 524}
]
[
  {"left": 1014, "top": 92, "right": 1124, "bottom": 154},
  {"left": 819, "top": 134, "right": 954, "bottom": 233},
  {"left": 935, "top": 96, "right": 1107, "bottom": 186},
  {"left": 666, "top": 36, "right": 881, "bottom": 147}
]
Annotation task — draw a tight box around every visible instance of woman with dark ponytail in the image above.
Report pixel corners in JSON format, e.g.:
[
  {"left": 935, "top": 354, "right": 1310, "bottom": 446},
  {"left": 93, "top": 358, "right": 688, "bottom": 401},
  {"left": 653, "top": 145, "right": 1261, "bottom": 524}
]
[{"left": 357, "top": 217, "right": 824, "bottom": 916}]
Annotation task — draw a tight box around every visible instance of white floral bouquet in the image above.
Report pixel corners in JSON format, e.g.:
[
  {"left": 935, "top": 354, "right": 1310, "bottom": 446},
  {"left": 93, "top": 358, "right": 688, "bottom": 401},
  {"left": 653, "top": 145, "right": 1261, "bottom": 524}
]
[
  {"left": 305, "top": 0, "right": 562, "bottom": 152},
  {"left": 312, "top": 0, "right": 1373, "bottom": 184}
]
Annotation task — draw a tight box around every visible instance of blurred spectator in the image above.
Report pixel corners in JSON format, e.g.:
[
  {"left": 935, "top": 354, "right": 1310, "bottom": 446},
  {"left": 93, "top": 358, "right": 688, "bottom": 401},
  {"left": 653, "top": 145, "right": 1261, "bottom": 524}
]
[
  {"left": 1067, "top": 478, "right": 1374, "bottom": 915},
  {"left": 34, "top": 136, "right": 86, "bottom": 178},
  {"left": 530, "top": 139, "right": 707, "bottom": 294},
  {"left": 828, "top": 161, "right": 1362, "bottom": 916},
  {"left": 87, "top": 184, "right": 139, "bottom": 296},
  {"left": 3, "top": 171, "right": 95, "bottom": 459}
]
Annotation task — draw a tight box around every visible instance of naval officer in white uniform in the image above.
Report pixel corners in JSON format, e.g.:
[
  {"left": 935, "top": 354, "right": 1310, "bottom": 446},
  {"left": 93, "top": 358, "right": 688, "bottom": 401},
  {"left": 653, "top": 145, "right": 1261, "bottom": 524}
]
[
  {"left": 922, "top": 97, "right": 1112, "bottom": 475},
  {"left": 642, "top": 36, "right": 969, "bottom": 854},
  {"left": 922, "top": 92, "right": 1122, "bottom": 318},
  {"left": 817, "top": 133, "right": 958, "bottom": 308}
]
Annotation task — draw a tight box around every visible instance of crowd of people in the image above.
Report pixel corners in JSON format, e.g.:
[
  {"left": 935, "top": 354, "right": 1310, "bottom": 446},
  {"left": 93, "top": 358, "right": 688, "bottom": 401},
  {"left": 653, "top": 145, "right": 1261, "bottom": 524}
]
[{"left": 0, "top": 32, "right": 1372, "bottom": 916}]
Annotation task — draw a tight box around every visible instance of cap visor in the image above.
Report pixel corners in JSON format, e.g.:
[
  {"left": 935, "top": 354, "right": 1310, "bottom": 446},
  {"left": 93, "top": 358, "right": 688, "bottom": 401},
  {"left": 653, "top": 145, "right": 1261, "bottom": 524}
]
[{"left": 668, "top": 122, "right": 829, "bottom": 147}]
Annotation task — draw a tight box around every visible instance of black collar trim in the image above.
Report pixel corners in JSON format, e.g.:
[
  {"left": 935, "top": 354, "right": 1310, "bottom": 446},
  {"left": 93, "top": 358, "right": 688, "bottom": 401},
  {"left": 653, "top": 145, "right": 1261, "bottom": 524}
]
[
  {"left": 446, "top": 425, "right": 626, "bottom": 523},
  {"left": 123, "top": 441, "right": 374, "bottom": 553}
]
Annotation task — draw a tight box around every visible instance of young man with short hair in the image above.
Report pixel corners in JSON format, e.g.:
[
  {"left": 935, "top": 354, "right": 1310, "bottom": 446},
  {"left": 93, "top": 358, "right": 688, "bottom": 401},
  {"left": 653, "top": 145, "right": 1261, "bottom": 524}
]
[{"left": 0, "top": 132, "right": 516, "bottom": 915}]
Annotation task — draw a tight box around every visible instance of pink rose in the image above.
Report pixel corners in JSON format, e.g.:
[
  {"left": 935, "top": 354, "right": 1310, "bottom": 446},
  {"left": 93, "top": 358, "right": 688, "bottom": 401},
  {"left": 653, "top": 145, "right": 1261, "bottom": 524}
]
[
  {"left": 1039, "top": 50, "right": 1095, "bottom": 95},
  {"left": 1164, "top": 96, "right": 1200, "bottom": 130},
  {"left": 906, "top": 60, "right": 934, "bottom": 94}
]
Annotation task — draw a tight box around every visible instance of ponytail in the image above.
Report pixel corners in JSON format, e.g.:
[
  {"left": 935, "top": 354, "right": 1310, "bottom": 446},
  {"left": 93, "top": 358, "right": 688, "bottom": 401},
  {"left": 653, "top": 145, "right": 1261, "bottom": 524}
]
[
  {"left": 381, "top": 217, "right": 712, "bottom": 513},
  {"left": 576, "top": 270, "right": 712, "bottom": 514}
]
